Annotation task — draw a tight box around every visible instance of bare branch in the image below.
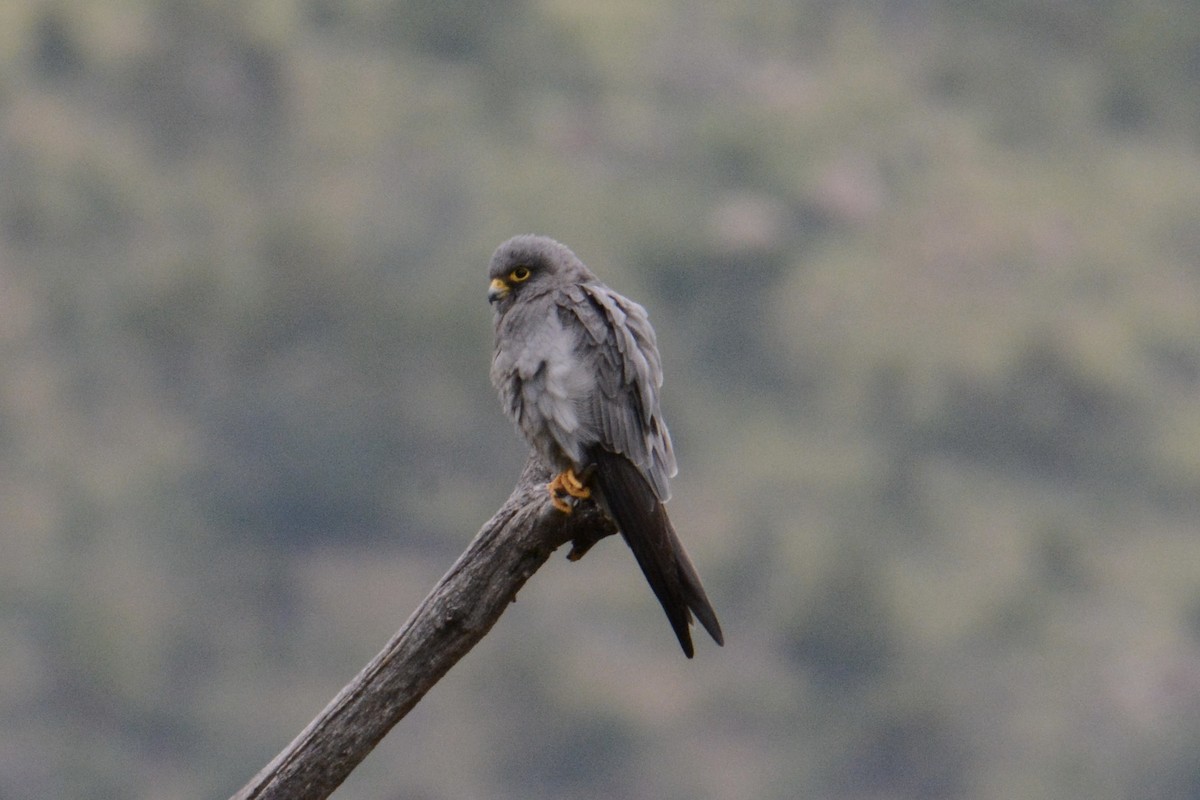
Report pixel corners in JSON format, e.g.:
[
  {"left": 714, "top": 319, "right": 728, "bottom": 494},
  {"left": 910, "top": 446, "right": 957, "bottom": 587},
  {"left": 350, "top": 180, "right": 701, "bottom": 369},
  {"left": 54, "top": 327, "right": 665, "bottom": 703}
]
[{"left": 229, "top": 457, "right": 616, "bottom": 800}]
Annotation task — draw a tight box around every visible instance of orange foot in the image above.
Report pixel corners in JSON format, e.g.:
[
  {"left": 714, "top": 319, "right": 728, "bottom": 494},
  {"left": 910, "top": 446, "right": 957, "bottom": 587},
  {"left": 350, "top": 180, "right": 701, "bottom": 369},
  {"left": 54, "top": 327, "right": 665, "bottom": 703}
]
[{"left": 547, "top": 467, "right": 591, "bottom": 513}]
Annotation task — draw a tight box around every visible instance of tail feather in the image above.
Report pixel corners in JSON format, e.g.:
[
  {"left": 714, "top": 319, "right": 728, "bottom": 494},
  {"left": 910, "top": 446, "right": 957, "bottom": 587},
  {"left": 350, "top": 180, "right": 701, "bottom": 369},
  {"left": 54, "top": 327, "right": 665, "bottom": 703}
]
[{"left": 589, "top": 448, "right": 723, "bottom": 657}]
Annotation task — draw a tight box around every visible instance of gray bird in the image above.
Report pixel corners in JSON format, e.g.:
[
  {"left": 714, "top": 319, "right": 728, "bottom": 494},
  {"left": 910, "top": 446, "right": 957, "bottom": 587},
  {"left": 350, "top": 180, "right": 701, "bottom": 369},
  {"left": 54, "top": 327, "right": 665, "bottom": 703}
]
[{"left": 487, "top": 234, "right": 723, "bottom": 657}]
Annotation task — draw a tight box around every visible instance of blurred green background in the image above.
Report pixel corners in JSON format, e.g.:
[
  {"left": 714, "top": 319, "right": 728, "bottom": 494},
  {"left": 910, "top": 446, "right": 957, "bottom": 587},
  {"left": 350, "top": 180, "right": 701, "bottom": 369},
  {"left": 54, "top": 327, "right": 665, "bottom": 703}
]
[{"left": 4, "top": 1, "right": 1200, "bottom": 798}]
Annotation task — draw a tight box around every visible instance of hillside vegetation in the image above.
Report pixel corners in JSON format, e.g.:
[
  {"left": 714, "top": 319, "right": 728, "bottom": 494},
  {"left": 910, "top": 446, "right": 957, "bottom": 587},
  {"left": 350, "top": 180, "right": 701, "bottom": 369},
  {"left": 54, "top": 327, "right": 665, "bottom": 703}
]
[{"left": 3, "top": 1, "right": 1200, "bottom": 798}]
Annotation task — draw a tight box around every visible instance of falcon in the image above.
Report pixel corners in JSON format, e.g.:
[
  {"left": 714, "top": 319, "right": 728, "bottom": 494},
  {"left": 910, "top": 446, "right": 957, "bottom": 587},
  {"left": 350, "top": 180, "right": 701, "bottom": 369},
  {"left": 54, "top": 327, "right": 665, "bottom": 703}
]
[{"left": 487, "top": 234, "right": 723, "bottom": 657}]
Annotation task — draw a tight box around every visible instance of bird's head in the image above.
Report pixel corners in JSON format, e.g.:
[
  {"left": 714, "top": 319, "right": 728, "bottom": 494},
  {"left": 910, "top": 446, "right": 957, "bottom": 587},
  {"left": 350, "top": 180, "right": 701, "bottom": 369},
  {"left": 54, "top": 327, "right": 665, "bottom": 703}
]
[{"left": 486, "top": 235, "right": 592, "bottom": 309}]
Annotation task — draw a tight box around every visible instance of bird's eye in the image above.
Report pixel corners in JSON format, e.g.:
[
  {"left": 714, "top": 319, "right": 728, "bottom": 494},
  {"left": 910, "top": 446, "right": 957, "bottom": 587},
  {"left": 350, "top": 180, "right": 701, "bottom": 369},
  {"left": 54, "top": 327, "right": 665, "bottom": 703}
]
[{"left": 510, "top": 266, "right": 531, "bottom": 282}]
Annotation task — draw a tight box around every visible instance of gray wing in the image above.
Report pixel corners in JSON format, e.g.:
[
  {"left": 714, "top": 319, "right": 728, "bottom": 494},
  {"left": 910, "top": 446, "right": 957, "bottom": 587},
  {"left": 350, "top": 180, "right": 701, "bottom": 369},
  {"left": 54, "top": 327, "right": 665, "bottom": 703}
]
[{"left": 559, "top": 282, "right": 677, "bottom": 501}]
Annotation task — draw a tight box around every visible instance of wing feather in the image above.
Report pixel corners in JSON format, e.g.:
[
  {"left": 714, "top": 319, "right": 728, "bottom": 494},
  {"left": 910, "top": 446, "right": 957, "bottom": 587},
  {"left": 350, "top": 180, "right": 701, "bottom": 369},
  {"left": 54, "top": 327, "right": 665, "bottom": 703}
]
[{"left": 564, "top": 283, "right": 677, "bottom": 501}]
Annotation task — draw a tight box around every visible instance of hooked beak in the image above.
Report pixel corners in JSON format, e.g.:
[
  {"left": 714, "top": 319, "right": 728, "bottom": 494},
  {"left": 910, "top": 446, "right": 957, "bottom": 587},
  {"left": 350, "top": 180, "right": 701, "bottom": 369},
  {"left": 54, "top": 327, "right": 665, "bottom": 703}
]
[{"left": 487, "top": 277, "right": 509, "bottom": 304}]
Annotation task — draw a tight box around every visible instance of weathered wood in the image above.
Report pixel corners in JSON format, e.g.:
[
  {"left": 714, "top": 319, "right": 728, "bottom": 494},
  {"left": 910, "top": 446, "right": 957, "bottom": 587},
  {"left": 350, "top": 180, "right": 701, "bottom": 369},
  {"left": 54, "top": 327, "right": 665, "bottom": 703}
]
[{"left": 229, "top": 456, "right": 616, "bottom": 800}]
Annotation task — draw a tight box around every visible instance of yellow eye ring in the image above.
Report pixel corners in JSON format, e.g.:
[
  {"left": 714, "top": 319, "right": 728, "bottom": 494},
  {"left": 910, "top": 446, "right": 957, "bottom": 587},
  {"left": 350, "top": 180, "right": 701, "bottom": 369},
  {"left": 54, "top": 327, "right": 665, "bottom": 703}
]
[{"left": 510, "top": 266, "right": 531, "bottom": 282}]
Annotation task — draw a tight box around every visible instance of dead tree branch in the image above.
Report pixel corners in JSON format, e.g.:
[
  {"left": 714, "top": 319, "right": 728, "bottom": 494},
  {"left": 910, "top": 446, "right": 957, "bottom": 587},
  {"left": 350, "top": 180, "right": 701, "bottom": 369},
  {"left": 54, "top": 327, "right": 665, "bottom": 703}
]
[{"left": 229, "top": 456, "right": 616, "bottom": 800}]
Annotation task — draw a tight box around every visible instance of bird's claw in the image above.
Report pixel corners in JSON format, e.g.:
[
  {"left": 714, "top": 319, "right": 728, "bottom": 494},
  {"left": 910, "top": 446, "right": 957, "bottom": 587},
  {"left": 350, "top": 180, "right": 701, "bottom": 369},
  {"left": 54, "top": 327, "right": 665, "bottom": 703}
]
[{"left": 547, "top": 468, "right": 590, "bottom": 514}]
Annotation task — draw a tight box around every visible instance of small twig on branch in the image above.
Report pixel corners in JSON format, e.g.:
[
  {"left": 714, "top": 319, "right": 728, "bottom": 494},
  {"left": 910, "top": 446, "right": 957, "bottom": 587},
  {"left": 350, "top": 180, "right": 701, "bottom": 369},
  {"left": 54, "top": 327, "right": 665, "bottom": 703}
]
[{"left": 229, "top": 456, "right": 616, "bottom": 800}]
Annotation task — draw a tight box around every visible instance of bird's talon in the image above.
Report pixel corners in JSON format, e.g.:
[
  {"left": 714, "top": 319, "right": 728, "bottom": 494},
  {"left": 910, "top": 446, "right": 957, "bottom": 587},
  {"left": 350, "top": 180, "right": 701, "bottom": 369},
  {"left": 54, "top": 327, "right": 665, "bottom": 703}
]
[
  {"left": 547, "top": 473, "right": 574, "bottom": 513},
  {"left": 547, "top": 468, "right": 590, "bottom": 514},
  {"left": 561, "top": 468, "right": 590, "bottom": 499},
  {"left": 549, "top": 489, "right": 574, "bottom": 514}
]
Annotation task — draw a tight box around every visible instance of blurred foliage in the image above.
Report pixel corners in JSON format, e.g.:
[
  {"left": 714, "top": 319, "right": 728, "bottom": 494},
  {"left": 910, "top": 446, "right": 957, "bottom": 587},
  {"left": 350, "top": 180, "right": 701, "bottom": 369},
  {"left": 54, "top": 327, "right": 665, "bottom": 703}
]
[{"left": 3, "top": 0, "right": 1200, "bottom": 798}]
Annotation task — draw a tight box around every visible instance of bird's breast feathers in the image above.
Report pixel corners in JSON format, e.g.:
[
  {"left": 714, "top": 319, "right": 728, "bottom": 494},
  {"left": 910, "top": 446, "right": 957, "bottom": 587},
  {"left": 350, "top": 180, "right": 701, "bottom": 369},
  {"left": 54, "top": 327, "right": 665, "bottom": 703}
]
[{"left": 492, "top": 302, "right": 594, "bottom": 464}]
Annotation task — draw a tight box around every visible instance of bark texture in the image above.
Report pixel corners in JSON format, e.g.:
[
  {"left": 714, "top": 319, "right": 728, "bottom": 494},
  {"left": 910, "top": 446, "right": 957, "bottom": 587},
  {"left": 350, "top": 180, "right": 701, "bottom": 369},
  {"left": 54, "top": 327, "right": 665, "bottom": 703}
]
[{"left": 230, "top": 457, "right": 616, "bottom": 800}]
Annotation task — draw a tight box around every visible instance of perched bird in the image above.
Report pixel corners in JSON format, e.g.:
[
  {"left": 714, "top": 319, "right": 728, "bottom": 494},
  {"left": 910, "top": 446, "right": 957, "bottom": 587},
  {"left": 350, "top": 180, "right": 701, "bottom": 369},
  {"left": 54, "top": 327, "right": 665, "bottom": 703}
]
[{"left": 487, "top": 234, "right": 723, "bottom": 657}]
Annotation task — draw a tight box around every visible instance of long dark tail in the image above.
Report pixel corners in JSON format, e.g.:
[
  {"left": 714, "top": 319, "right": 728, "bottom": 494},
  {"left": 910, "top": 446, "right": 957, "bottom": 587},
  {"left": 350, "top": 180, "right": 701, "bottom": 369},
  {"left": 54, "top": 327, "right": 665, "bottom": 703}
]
[{"left": 589, "top": 448, "right": 724, "bottom": 658}]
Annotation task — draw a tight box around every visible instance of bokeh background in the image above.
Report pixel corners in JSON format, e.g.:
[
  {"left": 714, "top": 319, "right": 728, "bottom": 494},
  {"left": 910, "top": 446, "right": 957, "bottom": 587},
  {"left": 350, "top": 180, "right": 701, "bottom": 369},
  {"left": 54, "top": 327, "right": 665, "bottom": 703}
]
[{"left": 4, "top": 1, "right": 1200, "bottom": 798}]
